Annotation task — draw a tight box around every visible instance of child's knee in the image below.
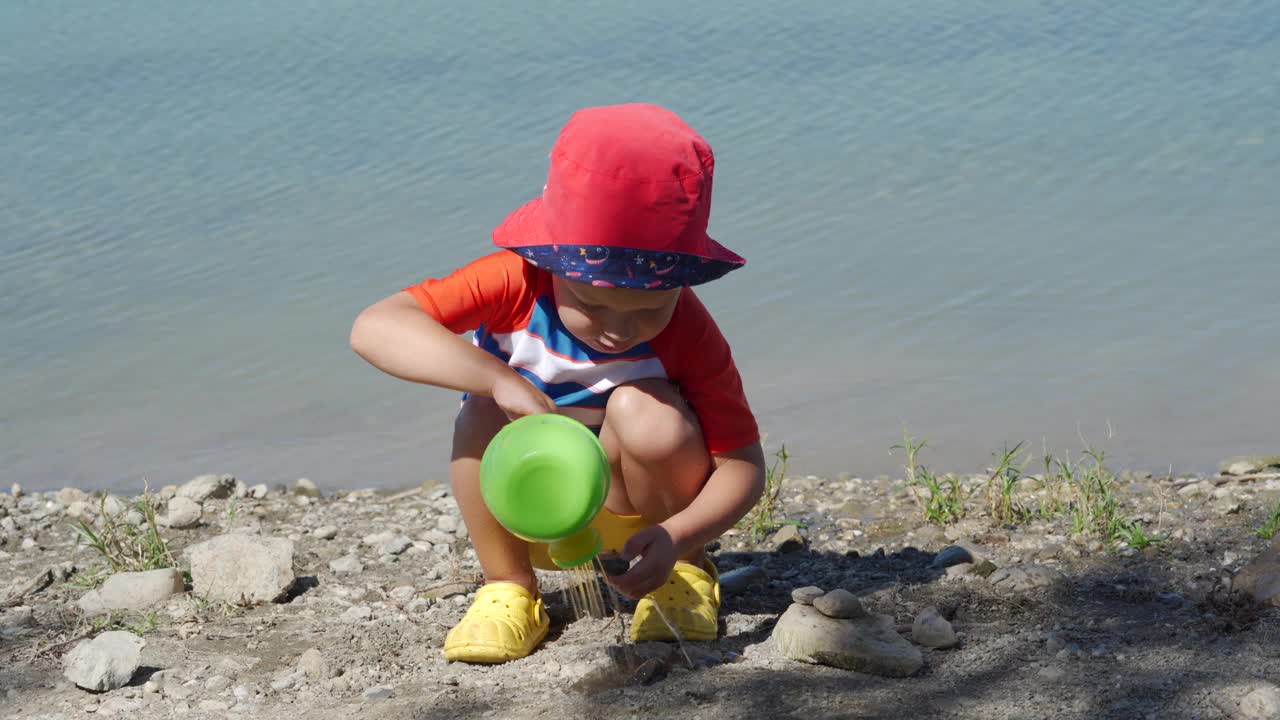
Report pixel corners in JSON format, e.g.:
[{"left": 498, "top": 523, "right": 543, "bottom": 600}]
[{"left": 605, "top": 380, "right": 704, "bottom": 464}]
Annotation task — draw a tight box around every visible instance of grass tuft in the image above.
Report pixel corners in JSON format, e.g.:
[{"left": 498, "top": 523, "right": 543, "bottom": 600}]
[
  {"left": 738, "top": 443, "right": 794, "bottom": 541},
  {"left": 71, "top": 485, "right": 175, "bottom": 575},
  {"left": 894, "top": 430, "right": 967, "bottom": 526}
]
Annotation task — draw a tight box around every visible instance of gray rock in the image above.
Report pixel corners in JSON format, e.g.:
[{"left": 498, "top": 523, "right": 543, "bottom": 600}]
[
  {"left": 770, "top": 524, "right": 805, "bottom": 553},
  {"left": 57, "top": 488, "right": 89, "bottom": 506},
  {"left": 77, "top": 568, "right": 184, "bottom": 614},
  {"left": 1234, "top": 545, "right": 1280, "bottom": 607},
  {"left": 329, "top": 555, "right": 364, "bottom": 575},
  {"left": 163, "top": 497, "right": 202, "bottom": 529},
  {"left": 719, "top": 565, "right": 768, "bottom": 594},
  {"left": 1240, "top": 684, "right": 1280, "bottom": 720},
  {"left": 813, "top": 589, "right": 866, "bottom": 619},
  {"left": 1038, "top": 665, "right": 1067, "bottom": 681},
  {"left": 124, "top": 509, "right": 145, "bottom": 526},
  {"left": 945, "top": 563, "right": 973, "bottom": 578},
  {"left": 1, "top": 606, "right": 36, "bottom": 637},
  {"left": 179, "top": 474, "right": 236, "bottom": 502},
  {"left": 313, "top": 525, "right": 339, "bottom": 540},
  {"left": 436, "top": 515, "right": 459, "bottom": 533},
  {"left": 362, "top": 530, "right": 396, "bottom": 546},
  {"left": 97, "top": 697, "right": 141, "bottom": 716},
  {"left": 772, "top": 603, "right": 922, "bottom": 677},
  {"left": 419, "top": 529, "right": 454, "bottom": 546},
  {"left": 791, "top": 586, "right": 825, "bottom": 605},
  {"left": 931, "top": 545, "right": 976, "bottom": 569},
  {"left": 63, "top": 631, "right": 145, "bottom": 691},
  {"left": 249, "top": 484, "right": 270, "bottom": 499},
  {"left": 65, "top": 500, "right": 94, "bottom": 520},
  {"left": 204, "top": 675, "right": 232, "bottom": 692},
  {"left": 911, "top": 607, "right": 958, "bottom": 649},
  {"left": 342, "top": 606, "right": 373, "bottom": 623},
  {"left": 1177, "top": 482, "right": 1207, "bottom": 498},
  {"left": 1220, "top": 456, "right": 1280, "bottom": 477},
  {"left": 298, "top": 648, "right": 337, "bottom": 680},
  {"left": 187, "top": 535, "right": 295, "bottom": 604},
  {"left": 198, "top": 700, "right": 231, "bottom": 712},
  {"left": 293, "top": 478, "right": 321, "bottom": 498},
  {"left": 10, "top": 483, "right": 22, "bottom": 497},
  {"left": 363, "top": 686, "right": 394, "bottom": 701},
  {"left": 380, "top": 535, "right": 413, "bottom": 556},
  {"left": 988, "top": 564, "right": 1065, "bottom": 592},
  {"left": 388, "top": 586, "right": 416, "bottom": 604},
  {"left": 101, "top": 495, "right": 127, "bottom": 517}
]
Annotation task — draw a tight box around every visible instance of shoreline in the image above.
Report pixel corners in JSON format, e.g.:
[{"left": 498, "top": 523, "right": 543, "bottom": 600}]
[{"left": 2, "top": 455, "right": 1279, "bottom": 719}]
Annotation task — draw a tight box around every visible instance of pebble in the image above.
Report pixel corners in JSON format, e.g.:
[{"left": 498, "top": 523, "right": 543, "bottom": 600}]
[
  {"left": 341, "top": 605, "right": 373, "bottom": 623},
  {"left": 313, "top": 526, "right": 339, "bottom": 540},
  {"left": 813, "top": 589, "right": 866, "bottom": 619},
  {"left": 164, "top": 497, "right": 202, "bottom": 529},
  {"left": 204, "top": 675, "right": 232, "bottom": 692},
  {"left": 329, "top": 555, "right": 364, "bottom": 575},
  {"left": 96, "top": 698, "right": 141, "bottom": 716},
  {"left": 178, "top": 474, "right": 237, "bottom": 502},
  {"left": 293, "top": 478, "right": 322, "bottom": 498},
  {"left": 249, "top": 484, "right": 270, "bottom": 499},
  {"left": 987, "top": 564, "right": 1064, "bottom": 592},
  {"left": 436, "top": 515, "right": 459, "bottom": 533},
  {"left": 718, "top": 565, "right": 768, "bottom": 594},
  {"left": 791, "top": 586, "right": 826, "bottom": 605},
  {"left": 270, "top": 673, "right": 298, "bottom": 692},
  {"left": 10, "top": 483, "right": 22, "bottom": 497},
  {"left": 931, "top": 545, "right": 976, "bottom": 569},
  {"left": 198, "top": 700, "right": 231, "bottom": 712},
  {"left": 911, "top": 607, "right": 958, "bottom": 649},
  {"left": 419, "top": 529, "right": 454, "bottom": 546},
  {"left": 381, "top": 535, "right": 413, "bottom": 556},
  {"left": 770, "top": 524, "right": 805, "bottom": 553},
  {"left": 233, "top": 685, "right": 252, "bottom": 700},
  {"left": 1239, "top": 684, "right": 1280, "bottom": 720},
  {"left": 363, "top": 686, "right": 394, "bottom": 701},
  {"left": 1038, "top": 665, "right": 1067, "bottom": 681},
  {"left": 298, "top": 648, "right": 336, "bottom": 679},
  {"left": 389, "top": 586, "right": 417, "bottom": 603}
]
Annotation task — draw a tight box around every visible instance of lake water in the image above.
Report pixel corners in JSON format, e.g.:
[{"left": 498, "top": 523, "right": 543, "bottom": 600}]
[{"left": 3, "top": 0, "right": 1278, "bottom": 493}]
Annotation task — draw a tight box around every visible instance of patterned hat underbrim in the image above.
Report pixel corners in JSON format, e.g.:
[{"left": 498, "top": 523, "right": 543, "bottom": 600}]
[{"left": 510, "top": 245, "right": 742, "bottom": 290}]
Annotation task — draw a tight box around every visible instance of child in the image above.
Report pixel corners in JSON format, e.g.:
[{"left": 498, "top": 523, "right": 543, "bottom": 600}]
[{"left": 349, "top": 103, "right": 766, "bottom": 664}]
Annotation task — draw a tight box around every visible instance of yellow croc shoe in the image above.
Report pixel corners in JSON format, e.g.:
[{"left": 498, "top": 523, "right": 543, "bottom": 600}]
[
  {"left": 631, "top": 560, "right": 720, "bottom": 642},
  {"left": 443, "top": 582, "right": 550, "bottom": 664}
]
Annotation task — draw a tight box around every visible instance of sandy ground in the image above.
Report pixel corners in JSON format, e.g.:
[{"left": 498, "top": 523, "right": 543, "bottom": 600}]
[{"left": 3, "top": 458, "right": 1280, "bottom": 720}]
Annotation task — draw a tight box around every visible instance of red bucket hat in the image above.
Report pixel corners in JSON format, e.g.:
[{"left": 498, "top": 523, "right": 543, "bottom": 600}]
[{"left": 493, "top": 103, "right": 745, "bottom": 290}]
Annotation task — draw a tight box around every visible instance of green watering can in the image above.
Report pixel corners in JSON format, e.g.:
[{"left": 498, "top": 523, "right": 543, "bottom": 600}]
[{"left": 479, "top": 414, "right": 610, "bottom": 568}]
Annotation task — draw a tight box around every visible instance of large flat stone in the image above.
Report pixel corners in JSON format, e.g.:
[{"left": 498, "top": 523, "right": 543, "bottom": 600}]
[
  {"left": 77, "top": 569, "right": 184, "bottom": 614},
  {"left": 772, "top": 603, "right": 922, "bottom": 677}
]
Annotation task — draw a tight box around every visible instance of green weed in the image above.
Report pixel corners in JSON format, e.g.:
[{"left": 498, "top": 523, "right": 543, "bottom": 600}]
[
  {"left": 894, "top": 431, "right": 967, "bottom": 526},
  {"left": 71, "top": 487, "right": 175, "bottom": 574},
  {"left": 1117, "top": 521, "right": 1164, "bottom": 550},
  {"left": 738, "top": 444, "right": 793, "bottom": 541},
  {"left": 986, "top": 442, "right": 1031, "bottom": 526},
  {"left": 1255, "top": 499, "right": 1280, "bottom": 540}
]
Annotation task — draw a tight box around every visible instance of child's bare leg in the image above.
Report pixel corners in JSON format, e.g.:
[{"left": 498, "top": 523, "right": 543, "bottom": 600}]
[
  {"left": 599, "top": 379, "right": 712, "bottom": 566},
  {"left": 450, "top": 395, "right": 537, "bottom": 593}
]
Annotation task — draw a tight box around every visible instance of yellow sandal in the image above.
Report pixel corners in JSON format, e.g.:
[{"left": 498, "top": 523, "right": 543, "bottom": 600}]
[
  {"left": 443, "top": 582, "right": 550, "bottom": 664},
  {"left": 631, "top": 560, "right": 720, "bottom": 642}
]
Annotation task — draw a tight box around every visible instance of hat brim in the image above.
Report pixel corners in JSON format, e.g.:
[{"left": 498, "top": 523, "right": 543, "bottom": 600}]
[{"left": 492, "top": 198, "right": 745, "bottom": 290}]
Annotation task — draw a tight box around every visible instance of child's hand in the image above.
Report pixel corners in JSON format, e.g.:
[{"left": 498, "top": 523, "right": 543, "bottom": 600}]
[
  {"left": 490, "top": 372, "right": 558, "bottom": 420},
  {"left": 608, "top": 526, "right": 676, "bottom": 599}
]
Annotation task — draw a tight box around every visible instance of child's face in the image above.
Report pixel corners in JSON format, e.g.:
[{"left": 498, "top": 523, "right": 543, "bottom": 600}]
[{"left": 552, "top": 275, "right": 681, "bottom": 354}]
